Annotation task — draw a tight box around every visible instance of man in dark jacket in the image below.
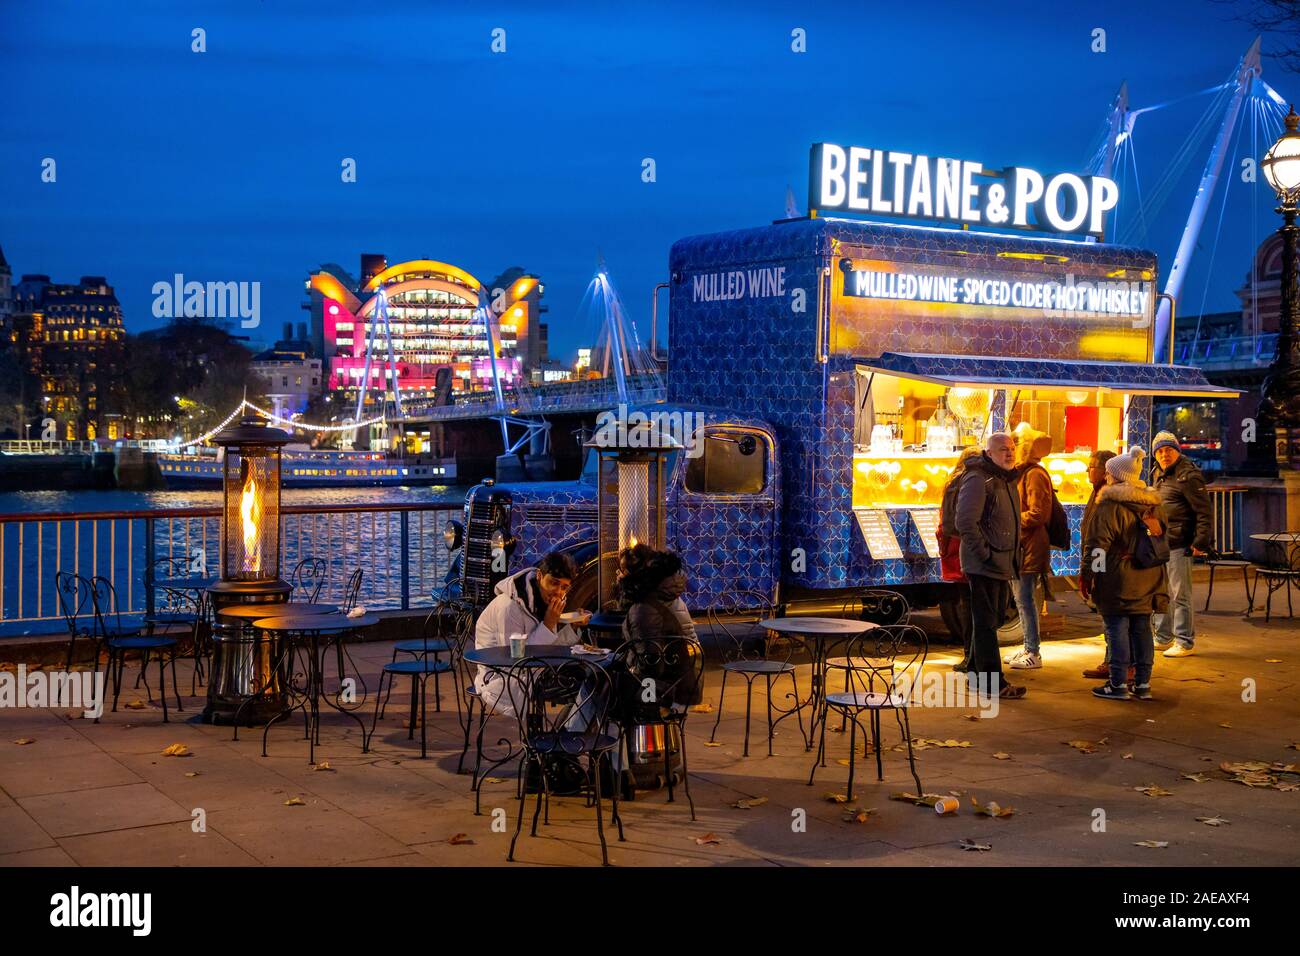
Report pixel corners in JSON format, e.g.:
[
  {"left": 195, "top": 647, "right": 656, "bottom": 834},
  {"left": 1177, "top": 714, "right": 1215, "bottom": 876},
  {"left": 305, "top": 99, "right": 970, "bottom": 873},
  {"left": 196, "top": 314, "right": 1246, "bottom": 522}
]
[
  {"left": 1150, "top": 431, "right": 1211, "bottom": 657},
  {"left": 954, "top": 433, "right": 1026, "bottom": 699}
]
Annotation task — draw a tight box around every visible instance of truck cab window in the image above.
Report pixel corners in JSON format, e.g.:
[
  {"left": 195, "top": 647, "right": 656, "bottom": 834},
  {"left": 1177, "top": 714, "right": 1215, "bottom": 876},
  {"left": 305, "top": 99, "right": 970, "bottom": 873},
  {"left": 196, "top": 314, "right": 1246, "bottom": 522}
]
[{"left": 685, "top": 431, "right": 767, "bottom": 495}]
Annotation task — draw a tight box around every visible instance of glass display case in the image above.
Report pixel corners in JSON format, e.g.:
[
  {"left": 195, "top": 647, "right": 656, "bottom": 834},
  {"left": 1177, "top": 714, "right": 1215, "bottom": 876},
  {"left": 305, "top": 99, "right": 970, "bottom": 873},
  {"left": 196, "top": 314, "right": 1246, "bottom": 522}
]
[{"left": 852, "top": 370, "right": 1127, "bottom": 509}]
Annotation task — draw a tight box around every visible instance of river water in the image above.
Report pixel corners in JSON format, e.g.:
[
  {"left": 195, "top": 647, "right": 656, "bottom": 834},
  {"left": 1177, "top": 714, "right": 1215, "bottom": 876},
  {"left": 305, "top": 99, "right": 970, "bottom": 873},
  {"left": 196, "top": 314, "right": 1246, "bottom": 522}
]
[{"left": 0, "top": 485, "right": 474, "bottom": 515}]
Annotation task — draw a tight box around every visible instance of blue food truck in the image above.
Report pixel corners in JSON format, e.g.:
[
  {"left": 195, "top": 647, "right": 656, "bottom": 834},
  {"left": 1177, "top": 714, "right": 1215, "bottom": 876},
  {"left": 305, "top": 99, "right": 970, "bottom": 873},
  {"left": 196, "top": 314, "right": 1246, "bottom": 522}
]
[{"left": 457, "top": 146, "right": 1235, "bottom": 624}]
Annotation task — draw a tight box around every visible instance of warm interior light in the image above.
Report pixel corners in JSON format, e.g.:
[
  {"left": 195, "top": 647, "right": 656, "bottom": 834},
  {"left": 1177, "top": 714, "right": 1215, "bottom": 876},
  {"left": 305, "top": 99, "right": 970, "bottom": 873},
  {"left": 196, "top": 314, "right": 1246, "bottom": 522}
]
[
  {"left": 239, "top": 470, "right": 263, "bottom": 575},
  {"left": 1263, "top": 107, "right": 1300, "bottom": 198}
]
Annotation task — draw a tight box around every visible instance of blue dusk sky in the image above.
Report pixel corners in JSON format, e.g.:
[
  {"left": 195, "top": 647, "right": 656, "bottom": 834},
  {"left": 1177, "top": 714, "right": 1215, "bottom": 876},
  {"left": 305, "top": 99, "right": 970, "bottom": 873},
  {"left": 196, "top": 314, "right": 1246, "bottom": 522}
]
[{"left": 0, "top": 0, "right": 1292, "bottom": 359}]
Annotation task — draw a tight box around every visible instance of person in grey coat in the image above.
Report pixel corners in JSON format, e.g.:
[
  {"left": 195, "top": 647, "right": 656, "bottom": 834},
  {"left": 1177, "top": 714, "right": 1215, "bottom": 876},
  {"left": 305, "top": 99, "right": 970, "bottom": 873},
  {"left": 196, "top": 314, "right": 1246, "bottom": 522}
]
[{"left": 954, "top": 432, "right": 1026, "bottom": 699}]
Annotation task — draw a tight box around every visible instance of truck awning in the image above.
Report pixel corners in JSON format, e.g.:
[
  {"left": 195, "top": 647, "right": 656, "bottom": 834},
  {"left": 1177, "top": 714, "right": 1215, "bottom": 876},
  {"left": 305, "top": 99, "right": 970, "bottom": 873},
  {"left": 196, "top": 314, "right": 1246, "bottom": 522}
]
[{"left": 854, "top": 352, "right": 1239, "bottom": 397}]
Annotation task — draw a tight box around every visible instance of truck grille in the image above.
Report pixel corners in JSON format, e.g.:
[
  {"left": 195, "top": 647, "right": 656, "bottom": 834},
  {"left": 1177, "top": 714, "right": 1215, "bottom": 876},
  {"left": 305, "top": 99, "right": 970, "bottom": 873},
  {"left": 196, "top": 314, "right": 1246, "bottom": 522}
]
[
  {"left": 523, "top": 504, "right": 597, "bottom": 524},
  {"left": 463, "top": 488, "right": 510, "bottom": 606}
]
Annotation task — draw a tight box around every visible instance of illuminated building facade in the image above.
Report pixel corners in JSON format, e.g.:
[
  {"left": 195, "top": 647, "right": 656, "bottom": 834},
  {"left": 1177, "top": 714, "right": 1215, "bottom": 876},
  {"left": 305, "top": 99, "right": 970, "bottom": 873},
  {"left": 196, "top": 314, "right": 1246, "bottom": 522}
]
[
  {"left": 10, "top": 274, "right": 126, "bottom": 440},
  {"left": 303, "top": 254, "right": 547, "bottom": 407}
]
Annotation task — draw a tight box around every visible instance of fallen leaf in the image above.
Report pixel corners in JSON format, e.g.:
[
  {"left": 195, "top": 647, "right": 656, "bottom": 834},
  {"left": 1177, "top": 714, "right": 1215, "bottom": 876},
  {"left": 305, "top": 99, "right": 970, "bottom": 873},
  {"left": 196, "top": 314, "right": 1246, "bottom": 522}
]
[
  {"left": 1134, "top": 840, "right": 1169, "bottom": 848},
  {"left": 448, "top": 833, "right": 475, "bottom": 845},
  {"left": 124, "top": 700, "right": 146, "bottom": 710},
  {"left": 12, "top": 738, "right": 35, "bottom": 746},
  {"left": 1122, "top": 753, "right": 1134, "bottom": 760},
  {"left": 688, "top": 702, "right": 714, "bottom": 713},
  {"left": 890, "top": 792, "right": 946, "bottom": 807},
  {"left": 970, "top": 795, "right": 1015, "bottom": 818},
  {"left": 1065, "top": 739, "right": 1103, "bottom": 754},
  {"left": 1135, "top": 784, "right": 1173, "bottom": 797},
  {"left": 284, "top": 797, "right": 306, "bottom": 806},
  {"left": 1289, "top": 743, "right": 1300, "bottom": 751},
  {"left": 842, "top": 807, "right": 876, "bottom": 823},
  {"left": 731, "top": 796, "right": 767, "bottom": 809},
  {"left": 313, "top": 762, "right": 335, "bottom": 772},
  {"left": 161, "top": 743, "right": 190, "bottom": 757},
  {"left": 1181, "top": 772, "right": 1209, "bottom": 783},
  {"left": 948, "top": 790, "right": 963, "bottom": 797},
  {"left": 703, "top": 741, "right": 722, "bottom": 748},
  {"left": 991, "top": 752, "right": 1011, "bottom": 760},
  {"left": 962, "top": 714, "right": 980, "bottom": 721},
  {"left": 1218, "top": 722, "right": 1233, "bottom": 729},
  {"left": 694, "top": 833, "right": 722, "bottom": 846},
  {"left": 481, "top": 776, "right": 508, "bottom": 785},
  {"left": 1264, "top": 659, "right": 1283, "bottom": 664},
  {"left": 1196, "top": 816, "right": 1230, "bottom": 827},
  {"left": 823, "top": 792, "right": 850, "bottom": 804},
  {"left": 184, "top": 771, "right": 200, "bottom": 778},
  {"left": 959, "top": 838, "right": 991, "bottom": 852}
]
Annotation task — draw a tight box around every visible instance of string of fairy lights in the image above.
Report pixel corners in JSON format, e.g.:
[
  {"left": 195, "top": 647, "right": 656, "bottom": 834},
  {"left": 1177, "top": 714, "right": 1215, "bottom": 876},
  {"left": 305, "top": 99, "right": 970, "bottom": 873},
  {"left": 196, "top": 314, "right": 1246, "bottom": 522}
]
[{"left": 171, "top": 400, "right": 388, "bottom": 449}]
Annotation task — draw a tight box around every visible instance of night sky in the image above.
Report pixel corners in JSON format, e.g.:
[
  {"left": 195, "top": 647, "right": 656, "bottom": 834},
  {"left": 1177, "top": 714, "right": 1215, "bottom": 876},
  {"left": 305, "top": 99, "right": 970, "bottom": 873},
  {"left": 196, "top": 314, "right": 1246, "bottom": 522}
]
[{"left": 0, "top": 0, "right": 1290, "bottom": 360}]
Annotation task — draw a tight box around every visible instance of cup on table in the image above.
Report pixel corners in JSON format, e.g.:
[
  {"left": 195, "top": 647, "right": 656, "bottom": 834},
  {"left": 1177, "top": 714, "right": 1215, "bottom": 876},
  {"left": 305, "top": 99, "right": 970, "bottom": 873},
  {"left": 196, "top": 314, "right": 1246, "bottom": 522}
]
[{"left": 509, "top": 635, "right": 527, "bottom": 660}]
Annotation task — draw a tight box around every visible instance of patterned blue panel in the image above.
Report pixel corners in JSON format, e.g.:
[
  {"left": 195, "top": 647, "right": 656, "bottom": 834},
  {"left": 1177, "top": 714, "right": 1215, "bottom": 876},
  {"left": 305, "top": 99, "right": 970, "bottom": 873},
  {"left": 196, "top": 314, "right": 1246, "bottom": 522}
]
[{"left": 1126, "top": 395, "right": 1153, "bottom": 481}]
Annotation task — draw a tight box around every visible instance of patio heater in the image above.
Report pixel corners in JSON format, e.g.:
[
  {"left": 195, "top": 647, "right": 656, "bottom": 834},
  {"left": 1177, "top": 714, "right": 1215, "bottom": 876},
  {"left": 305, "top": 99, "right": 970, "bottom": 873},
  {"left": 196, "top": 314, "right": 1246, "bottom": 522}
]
[
  {"left": 203, "top": 416, "right": 293, "bottom": 724},
  {"left": 585, "top": 420, "right": 684, "bottom": 796},
  {"left": 586, "top": 420, "right": 680, "bottom": 610}
]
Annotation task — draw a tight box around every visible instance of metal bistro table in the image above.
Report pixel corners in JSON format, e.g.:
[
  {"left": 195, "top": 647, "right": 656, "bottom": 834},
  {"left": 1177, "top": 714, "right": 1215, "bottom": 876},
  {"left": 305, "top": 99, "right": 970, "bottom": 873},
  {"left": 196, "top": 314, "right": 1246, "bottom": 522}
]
[
  {"left": 252, "top": 611, "right": 378, "bottom": 763},
  {"left": 758, "top": 617, "right": 876, "bottom": 750},
  {"left": 462, "top": 643, "right": 615, "bottom": 813},
  {"left": 1248, "top": 532, "right": 1300, "bottom": 620}
]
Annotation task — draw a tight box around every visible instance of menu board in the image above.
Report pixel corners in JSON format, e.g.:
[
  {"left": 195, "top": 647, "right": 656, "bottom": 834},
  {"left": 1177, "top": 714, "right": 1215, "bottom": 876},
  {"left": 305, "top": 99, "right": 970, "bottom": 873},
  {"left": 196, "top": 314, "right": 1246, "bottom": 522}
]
[
  {"left": 854, "top": 509, "right": 904, "bottom": 560},
  {"left": 909, "top": 509, "right": 942, "bottom": 559}
]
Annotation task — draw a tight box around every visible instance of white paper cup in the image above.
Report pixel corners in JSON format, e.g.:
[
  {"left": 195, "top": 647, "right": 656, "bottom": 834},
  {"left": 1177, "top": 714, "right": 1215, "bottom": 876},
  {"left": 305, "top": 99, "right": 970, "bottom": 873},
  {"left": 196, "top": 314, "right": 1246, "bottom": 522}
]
[{"left": 509, "top": 636, "right": 527, "bottom": 659}]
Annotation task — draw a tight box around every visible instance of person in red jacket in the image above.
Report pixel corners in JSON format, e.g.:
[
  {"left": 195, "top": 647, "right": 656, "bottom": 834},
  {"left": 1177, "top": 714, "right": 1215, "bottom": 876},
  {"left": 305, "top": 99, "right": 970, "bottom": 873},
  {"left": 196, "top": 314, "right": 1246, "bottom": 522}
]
[{"left": 938, "top": 448, "right": 983, "bottom": 672}]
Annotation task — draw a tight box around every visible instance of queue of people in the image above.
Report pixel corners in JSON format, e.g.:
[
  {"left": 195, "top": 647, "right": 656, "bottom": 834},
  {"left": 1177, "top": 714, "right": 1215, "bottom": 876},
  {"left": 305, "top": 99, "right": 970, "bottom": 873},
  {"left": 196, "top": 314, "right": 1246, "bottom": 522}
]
[{"left": 937, "top": 428, "right": 1213, "bottom": 703}]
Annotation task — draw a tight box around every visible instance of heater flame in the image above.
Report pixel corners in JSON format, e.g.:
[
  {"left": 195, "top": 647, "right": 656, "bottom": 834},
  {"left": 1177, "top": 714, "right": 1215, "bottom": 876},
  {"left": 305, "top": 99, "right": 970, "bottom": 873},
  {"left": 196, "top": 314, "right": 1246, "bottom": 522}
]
[
  {"left": 239, "top": 470, "right": 263, "bottom": 575},
  {"left": 628, "top": 534, "right": 638, "bottom": 548}
]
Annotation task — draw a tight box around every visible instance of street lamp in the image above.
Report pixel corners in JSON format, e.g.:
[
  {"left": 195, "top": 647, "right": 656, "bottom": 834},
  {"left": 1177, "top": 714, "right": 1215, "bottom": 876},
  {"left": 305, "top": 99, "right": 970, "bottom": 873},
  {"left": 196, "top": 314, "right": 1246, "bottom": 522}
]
[{"left": 1260, "top": 106, "right": 1300, "bottom": 468}]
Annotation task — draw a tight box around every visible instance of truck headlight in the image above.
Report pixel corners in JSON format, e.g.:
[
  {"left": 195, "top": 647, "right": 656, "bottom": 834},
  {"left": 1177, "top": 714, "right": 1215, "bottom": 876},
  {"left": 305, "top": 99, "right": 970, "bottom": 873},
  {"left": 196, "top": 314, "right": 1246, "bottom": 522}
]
[
  {"left": 490, "top": 528, "right": 507, "bottom": 550},
  {"left": 444, "top": 520, "right": 464, "bottom": 550}
]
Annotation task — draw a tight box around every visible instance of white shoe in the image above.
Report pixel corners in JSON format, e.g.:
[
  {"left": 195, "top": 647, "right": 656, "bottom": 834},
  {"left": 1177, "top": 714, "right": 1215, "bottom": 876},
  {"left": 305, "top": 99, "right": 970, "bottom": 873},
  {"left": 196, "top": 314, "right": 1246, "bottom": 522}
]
[
  {"left": 1162, "top": 644, "right": 1195, "bottom": 658},
  {"left": 1005, "top": 650, "right": 1042, "bottom": 669},
  {"left": 1153, "top": 638, "right": 1173, "bottom": 650}
]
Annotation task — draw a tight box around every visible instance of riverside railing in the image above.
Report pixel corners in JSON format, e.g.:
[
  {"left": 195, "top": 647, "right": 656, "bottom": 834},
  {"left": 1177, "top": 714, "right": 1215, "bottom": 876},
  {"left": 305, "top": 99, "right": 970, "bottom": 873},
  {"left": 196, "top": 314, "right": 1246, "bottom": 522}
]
[{"left": 0, "top": 502, "right": 463, "bottom": 637}]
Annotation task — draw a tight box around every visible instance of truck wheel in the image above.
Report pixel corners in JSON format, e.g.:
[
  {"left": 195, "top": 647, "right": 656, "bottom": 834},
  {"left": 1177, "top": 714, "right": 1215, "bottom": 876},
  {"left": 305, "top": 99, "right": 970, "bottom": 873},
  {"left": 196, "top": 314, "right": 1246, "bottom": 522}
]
[
  {"left": 567, "top": 568, "right": 600, "bottom": 614},
  {"left": 936, "top": 597, "right": 967, "bottom": 646}
]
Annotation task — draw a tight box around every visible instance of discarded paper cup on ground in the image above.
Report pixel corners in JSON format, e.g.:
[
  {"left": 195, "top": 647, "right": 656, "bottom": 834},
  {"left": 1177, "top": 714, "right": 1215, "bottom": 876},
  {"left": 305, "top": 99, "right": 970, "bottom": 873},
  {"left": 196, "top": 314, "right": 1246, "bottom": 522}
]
[{"left": 934, "top": 796, "right": 959, "bottom": 815}]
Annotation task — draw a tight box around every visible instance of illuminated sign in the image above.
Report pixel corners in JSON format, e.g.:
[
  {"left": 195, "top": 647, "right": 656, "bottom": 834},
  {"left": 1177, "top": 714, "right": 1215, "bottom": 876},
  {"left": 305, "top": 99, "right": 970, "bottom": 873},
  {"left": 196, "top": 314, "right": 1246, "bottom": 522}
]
[
  {"left": 809, "top": 143, "right": 1119, "bottom": 237},
  {"left": 843, "top": 265, "right": 1150, "bottom": 318}
]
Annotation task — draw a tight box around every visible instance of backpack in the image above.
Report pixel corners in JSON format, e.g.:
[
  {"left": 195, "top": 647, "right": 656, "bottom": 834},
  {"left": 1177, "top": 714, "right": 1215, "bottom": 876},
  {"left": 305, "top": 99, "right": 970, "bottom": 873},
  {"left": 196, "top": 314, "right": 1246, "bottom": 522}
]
[
  {"left": 1131, "top": 506, "right": 1171, "bottom": 569},
  {"left": 1029, "top": 464, "right": 1071, "bottom": 550},
  {"left": 1047, "top": 492, "right": 1070, "bottom": 550}
]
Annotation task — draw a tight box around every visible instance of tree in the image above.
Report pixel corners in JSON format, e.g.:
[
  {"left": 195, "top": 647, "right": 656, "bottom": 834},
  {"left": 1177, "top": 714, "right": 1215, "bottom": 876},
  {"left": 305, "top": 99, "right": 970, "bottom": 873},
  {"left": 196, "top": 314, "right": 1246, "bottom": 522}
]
[{"left": 1219, "top": 1, "right": 1300, "bottom": 71}]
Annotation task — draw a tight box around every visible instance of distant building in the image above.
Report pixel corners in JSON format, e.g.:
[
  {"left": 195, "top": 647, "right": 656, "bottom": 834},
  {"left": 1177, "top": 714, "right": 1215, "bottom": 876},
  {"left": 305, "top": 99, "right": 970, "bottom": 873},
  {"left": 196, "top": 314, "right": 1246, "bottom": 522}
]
[
  {"left": 0, "top": 244, "right": 12, "bottom": 322},
  {"left": 8, "top": 273, "right": 127, "bottom": 440},
  {"left": 302, "top": 254, "right": 546, "bottom": 408},
  {"left": 250, "top": 346, "right": 322, "bottom": 418},
  {"left": 1158, "top": 233, "right": 1282, "bottom": 475}
]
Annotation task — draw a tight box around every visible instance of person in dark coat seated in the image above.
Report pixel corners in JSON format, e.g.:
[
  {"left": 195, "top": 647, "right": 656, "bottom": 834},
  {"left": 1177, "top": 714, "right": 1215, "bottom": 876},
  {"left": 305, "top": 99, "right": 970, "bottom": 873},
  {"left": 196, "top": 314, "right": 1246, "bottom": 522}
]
[{"left": 615, "top": 546, "right": 704, "bottom": 710}]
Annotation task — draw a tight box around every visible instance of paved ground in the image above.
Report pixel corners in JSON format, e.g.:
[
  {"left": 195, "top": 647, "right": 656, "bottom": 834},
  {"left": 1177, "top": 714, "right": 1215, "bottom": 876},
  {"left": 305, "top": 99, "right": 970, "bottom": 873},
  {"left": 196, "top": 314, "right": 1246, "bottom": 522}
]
[{"left": 1, "top": 577, "right": 1296, "bottom": 867}]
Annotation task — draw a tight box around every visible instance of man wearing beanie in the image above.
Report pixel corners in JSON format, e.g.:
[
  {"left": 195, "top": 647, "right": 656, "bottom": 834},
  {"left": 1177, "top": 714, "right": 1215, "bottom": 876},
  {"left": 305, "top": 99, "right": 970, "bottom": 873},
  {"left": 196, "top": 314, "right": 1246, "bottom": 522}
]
[
  {"left": 1150, "top": 431, "right": 1211, "bottom": 657},
  {"left": 1081, "top": 448, "right": 1169, "bottom": 700}
]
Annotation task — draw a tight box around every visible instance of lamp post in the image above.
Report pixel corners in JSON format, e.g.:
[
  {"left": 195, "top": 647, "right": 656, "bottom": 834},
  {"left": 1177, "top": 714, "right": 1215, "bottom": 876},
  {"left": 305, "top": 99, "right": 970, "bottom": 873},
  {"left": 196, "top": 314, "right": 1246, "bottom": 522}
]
[{"left": 1260, "top": 106, "right": 1300, "bottom": 469}]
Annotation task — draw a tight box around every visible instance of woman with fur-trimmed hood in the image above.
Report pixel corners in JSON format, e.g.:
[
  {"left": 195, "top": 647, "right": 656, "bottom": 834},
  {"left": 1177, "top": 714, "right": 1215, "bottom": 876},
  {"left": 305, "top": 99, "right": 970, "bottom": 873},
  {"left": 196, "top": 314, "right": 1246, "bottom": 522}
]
[{"left": 1080, "top": 447, "right": 1170, "bottom": 702}]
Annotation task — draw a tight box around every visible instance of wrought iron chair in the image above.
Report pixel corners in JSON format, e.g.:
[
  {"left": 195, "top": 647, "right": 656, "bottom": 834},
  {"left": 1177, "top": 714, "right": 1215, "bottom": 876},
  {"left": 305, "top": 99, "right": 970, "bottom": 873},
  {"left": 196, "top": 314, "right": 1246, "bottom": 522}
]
[
  {"left": 288, "top": 557, "right": 327, "bottom": 604},
  {"left": 706, "top": 591, "right": 807, "bottom": 756},
  {"left": 1252, "top": 541, "right": 1300, "bottom": 622},
  {"left": 611, "top": 634, "right": 705, "bottom": 821},
  {"left": 366, "top": 652, "right": 457, "bottom": 760},
  {"left": 506, "top": 657, "right": 623, "bottom": 865},
  {"left": 56, "top": 571, "right": 95, "bottom": 671},
  {"left": 825, "top": 590, "right": 910, "bottom": 730},
  {"left": 341, "top": 568, "right": 364, "bottom": 612},
  {"left": 808, "top": 624, "right": 926, "bottom": 802},
  {"left": 90, "top": 575, "right": 185, "bottom": 722},
  {"left": 147, "top": 556, "right": 208, "bottom": 692}
]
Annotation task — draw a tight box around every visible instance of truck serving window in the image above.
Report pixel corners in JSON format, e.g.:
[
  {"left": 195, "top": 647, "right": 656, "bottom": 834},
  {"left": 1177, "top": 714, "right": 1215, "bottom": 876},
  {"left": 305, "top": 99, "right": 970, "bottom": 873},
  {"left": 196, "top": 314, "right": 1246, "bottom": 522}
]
[{"left": 685, "top": 431, "right": 766, "bottom": 495}]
